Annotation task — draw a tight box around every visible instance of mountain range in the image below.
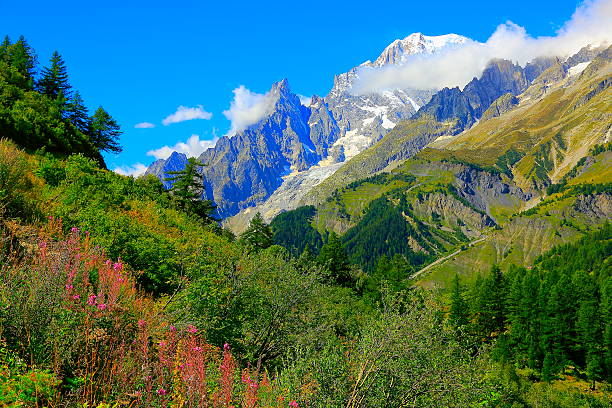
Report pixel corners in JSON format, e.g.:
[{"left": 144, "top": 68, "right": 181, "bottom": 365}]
[
  {"left": 146, "top": 33, "right": 472, "bottom": 220},
  {"left": 146, "top": 33, "right": 611, "bottom": 256}
]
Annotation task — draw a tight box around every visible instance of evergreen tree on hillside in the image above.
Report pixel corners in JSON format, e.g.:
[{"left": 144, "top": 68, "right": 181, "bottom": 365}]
[
  {"left": 164, "top": 157, "right": 215, "bottom": 221},
  {"left": 318, "top": 231, "right": 352, "bottom": 286},
  {"left": 577, "top": 290, "right": 604, "bottom": 389},
  {"left": 9, "top": 36, "right": 37, "bottom": 88},
  {"left": 239, "top": 213, "right": 273, "bottom": 252},
  {"left": 602, "top": 278, "right": 612, "bottom": 383},
  {"left": 67, "top": 91, "right": 90, "bottom": 134},
  {"left": 38, "top": 51, "right": 71, "bottom": 104},
  {"left": 0, "top": 36, "right": 11, "bottom": 62},
  {"left": 90, "top": 106, "right": 122, "bottom": 153},
  {"left": 449, "top": 274, "right": 469, "bottom": 334}
]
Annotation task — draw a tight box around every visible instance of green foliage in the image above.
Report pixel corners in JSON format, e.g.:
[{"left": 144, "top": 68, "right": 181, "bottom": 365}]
[
  {"left": 270, "top": 205, "right": 322, "bottom": 255},
  {"left": 239, "top": 212, "right": 273, "bottom": 252},
  {"left": 0, "top": 341, "right": 59, "bottom": 406},
  {"left": 37, "top": 50, "right": 72, "bottom": 105},
  {"left": 0, "top": 34, "right": 120, "bottom": 162},
  {"left": 35, "top": 152, "right": 67, "bottom": 186},
  {"left": 495, "top": 148, "right": 524, "bottom": 177},
  {"left": 342, "top": 195, "right": 432, "bottom": 273},
  {"left": 0, "top": 139, "right": 40, "bottom": 220},
  {"left": 90, "top": 106, "right": 123, "bottom": 154},
  {"left": 0, "top": 35, "right": 37, "bottom": 89},
  {"left": 164, "top": 157, "right": 215, "bottom": 221},
  {"left": 318, "top": 231, "right": 352, "bottom": 286},
  {"left": 449, "top": 274, "right": 469, "bottom": 333},
  {"left": 458, "top": 223, "right": 611, "bottom": 384},
  {"left": 50, "top": 155, "right": 229, "bottom": 294}
]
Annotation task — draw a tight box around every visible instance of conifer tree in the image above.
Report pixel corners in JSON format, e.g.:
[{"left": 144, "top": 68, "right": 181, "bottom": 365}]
[
  {"left": 164, "top": 157, "right": 215, "bottom": 221},
  {"left": 0, "top": 35, "right": 10, "bottom": 62},
  {"left": 521, "top": 270, "right": 542, "bottom": 369},
  {"left": 602, "top": 278, "right": 612, "bottom": 383},
  {"left": 449, "top": 274, "right": 469, "bottom": 334},
  {"left": 239, "top": 213, "right": 273, "bottom": 252},
  {"left": 577, "top": 294, "right": 604, "bottom": 389},
  {"left": 38, "top": 51, "right": 71, "bottom": 103},
  {"left": 90, "top": 106, "right": 123, "bottom": 153},
  {"left": 67, "top": 91, "right": 90, "bottom": 134},
  {"left": 318, "top": 231, "right": 352, "bottom": 286},
  {"left": 8, "top": 35, "right": 37, "bottom": 88}
]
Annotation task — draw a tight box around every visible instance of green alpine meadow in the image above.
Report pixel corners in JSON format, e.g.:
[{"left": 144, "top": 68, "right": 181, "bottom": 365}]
[{"left": 0, "top": 1, "right": 611, "bottom": 407}]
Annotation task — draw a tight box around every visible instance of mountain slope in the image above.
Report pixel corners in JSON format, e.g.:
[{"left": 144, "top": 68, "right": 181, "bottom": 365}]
[
  {"left": 302, "top": 57, "right": 557, "bottom": 206},
  {"left": 271, "top": 45, "right": 611, "bottom": 280}
]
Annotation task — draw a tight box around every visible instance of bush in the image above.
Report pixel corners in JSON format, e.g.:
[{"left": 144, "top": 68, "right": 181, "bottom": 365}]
[{"left": 0, "top": 138, "right": 40, "bottom": 220}]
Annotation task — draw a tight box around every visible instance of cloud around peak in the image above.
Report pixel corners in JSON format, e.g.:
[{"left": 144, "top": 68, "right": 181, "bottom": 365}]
[
  {"left": 146, "top": 134, "right": 218, "bottom": 160},
  {"left": 113, "top": 163, "right": 148, "bottom": 177},
  {"left": 162, "top": 105, "right": 213, "bottom": 126},
  {"left": 222, "top": 85, "right": 278, "bottom": 136},
  {"left": 351, "top": 0, "right": 612, "bottom": 94}
]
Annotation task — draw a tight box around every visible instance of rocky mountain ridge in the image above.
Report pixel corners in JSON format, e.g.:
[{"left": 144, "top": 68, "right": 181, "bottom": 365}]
[{"left": 149, "top": 33, "right": 471, "bottom": 219}]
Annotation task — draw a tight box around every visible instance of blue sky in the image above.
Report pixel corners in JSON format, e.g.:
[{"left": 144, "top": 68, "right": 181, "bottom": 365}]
[{"left": 0, "top": 0, "right": 589, "bottom": 173}]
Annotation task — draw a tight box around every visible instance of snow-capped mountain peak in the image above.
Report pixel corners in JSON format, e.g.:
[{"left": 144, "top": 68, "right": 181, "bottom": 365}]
[{"left": 372, "top": 33, "right": 470, "bottom": 67}]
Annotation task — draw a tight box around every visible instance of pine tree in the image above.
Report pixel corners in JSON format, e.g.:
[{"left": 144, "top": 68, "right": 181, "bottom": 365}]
[
  {"left": 449, "top": 274, "right": 469, "bottom": 334},
  {"left": 522, "top": 270, "right": 542, "bottom": 369},
  {"left": 8, "top": 35, "right": 37, "bottom": 88},
  {"left": 90, "top": 106, "right": 123, "bottom": 153},
  {"left": 38, "top": 51, "right": 71, "bottom": 102},
  {"left": 541, "top": 274, "right": 574, "bottom": 380},
  {"left": 67, "top": 91, "right": 90, "bottom": 134},
  {"left": 490, "top": 265, "right": 507, "bottom": 335},
  {"left": 164, "top": 157, "right": 215, "bottom": 220},
  {"left": 317, "top": 231, "right": 352, "bottom": 286},
  {"left": 0, "top": 35, "right": 10, "bottom": 62},
  {"left": 239, "top": 213, "right": 273, "bottom": 252},
  {"left": 577, "top": 295, "right": 604, "bottom": 389},
  {"left": 600, "top": 278, "right": 612, "bottom": 383}
]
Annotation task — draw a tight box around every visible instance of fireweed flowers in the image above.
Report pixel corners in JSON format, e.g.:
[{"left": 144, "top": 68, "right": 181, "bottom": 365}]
[{"left": 0, "top": 219, "right": 302, "bottom": 407}]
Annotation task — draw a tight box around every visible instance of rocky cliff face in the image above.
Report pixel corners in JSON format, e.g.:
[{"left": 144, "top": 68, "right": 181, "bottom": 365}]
[
  {"left": 196, "top": 79, "right": 324, "bottom": 217},
  {"left": 415, "top": 58, "right": 555, "bottom": 129}
]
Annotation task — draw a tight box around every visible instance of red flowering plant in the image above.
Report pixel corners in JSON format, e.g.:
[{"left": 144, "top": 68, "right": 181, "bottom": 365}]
[{"left": 0, "top": 219, "right": 303, "bottom": 407}]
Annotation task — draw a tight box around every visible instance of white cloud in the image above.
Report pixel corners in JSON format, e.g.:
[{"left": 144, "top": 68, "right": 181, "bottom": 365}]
[
  {"left": 351, "top": 0, "right": 612, "bottom": 94},
  {"left": 222, "top": 85, "right": 278, "bottom": 136},
  {"left": 134, "top": 122, "right": 155, "bottom": 129},
  {"left": 146, "top": 134, "right": 219, "bottom": 160},
  {"left": 298, "top": 94, "right": 312, "bottom": 106},
  {"left": 113, "top": 163, "right": 148, "bottom": 177},
  {"left": 162, "top": 105, "right": 213, "bottom": 126}
]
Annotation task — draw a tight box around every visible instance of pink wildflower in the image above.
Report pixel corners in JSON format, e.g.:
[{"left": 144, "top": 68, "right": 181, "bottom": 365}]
[
  {"left": 138, "top": 319, "right": 146, "bottom": 328},
  {"left": 169, "top": 325, "right": 177, "bottom": 332},
  {"left": 97, "top": 303, "right": 107, "bottom": 310},
  {"left": 156, "top": 388, "right": 167, "bottom": 396},
  {"left": 65, "top": 284, "right": 73, "bottom": 290},
  {"left": 113, "top": 262, "right": 123, "bottom": 272},
  {"left": 192, "top": 346, "right": 202, "bottom": 352},
  {"left": 72, "top": 294, "right": 80, "bottom": 300},
  {"left": 289, "top": 401, "right": 299, "bottom": 408},
  {"left": 71, "top": 227, "right": 79, "bottom": 233},
  {"left": 87, "top": 294, "right": 96, "bottom": 305},
  {"left": 224, "top": 343, "right": 230, "bottom": 351},
  {"left": 186, "top": 325, "right": 198, "bottom": 334}
]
